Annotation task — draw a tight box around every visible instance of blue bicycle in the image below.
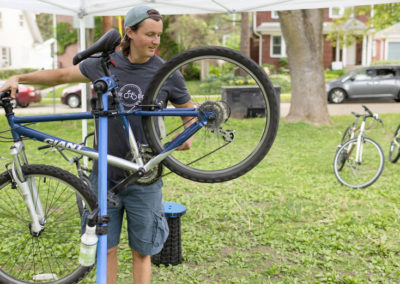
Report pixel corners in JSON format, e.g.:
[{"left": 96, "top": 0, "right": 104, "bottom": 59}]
[{"left": 0, "top": 29, "right": 279, "bottom": 283}]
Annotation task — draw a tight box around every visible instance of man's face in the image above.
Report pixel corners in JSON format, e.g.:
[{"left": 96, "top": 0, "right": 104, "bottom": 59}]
[{"left": 129, "top": 18, "right": 163, "bottom": 62}]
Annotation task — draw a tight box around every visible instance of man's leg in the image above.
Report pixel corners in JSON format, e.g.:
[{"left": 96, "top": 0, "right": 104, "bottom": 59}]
[
  {"left": 107, "top": 245, "right": 119, "bottom": 284},
  {"left": 132, "top": 249, "right": 151, "bottom": 284}
]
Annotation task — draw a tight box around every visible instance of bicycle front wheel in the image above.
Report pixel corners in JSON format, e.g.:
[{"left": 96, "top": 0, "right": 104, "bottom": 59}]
[
  {"left": 389, "top": 124, "right": 400, "bottom": 163},
  {"left": 333, "top": 137, "right": 384, "bottom": 189},
  {"left": 341, "top": 126, "right": 352, "bottom": 145},
  {"left": 142, "top": 46, "right": 279, "bottom": 183},
  {"left": 0, "top": 165, "right": 97, "bottom": 284}
]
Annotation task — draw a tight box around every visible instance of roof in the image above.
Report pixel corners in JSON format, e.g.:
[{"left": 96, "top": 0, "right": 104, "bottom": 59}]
[{"left": 374, "top": 22, "right": 400, "bottom": 39}]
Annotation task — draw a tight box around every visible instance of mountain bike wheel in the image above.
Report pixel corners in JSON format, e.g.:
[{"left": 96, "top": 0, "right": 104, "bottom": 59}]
[
  {"left": 0, "top": 165, "right": 97, "bottom": 284},
  {"left": 389, "top": 124, "right": 400, "bottom": 163},
  {"left": 142, "top": 46, "right": 279, "bottom": 183},
  {"left": 333, "top": 137, "right": 384, "bottom": 189}
]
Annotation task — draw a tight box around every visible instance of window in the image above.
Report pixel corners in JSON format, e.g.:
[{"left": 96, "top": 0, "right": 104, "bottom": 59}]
[
  {"left": 329, "top": 7, "right": 344, "bottom": 18},
  {"left": 354, "top": 69, "right": 374, "bottom": 81},
  {"left": 1, "top": 47, "right": 11, "bottom": 67},
  {"left": 271, "top": 11, "right": 279, "bottom": 19},
  {"left": 19, "top": 14, "right": 24, "bottom": 27},
  {"left": 376, "top": 68, "right": 396, "bottom": 78},
  {"left": 270, "top": 35, "right": 286, "bottom": 57}
]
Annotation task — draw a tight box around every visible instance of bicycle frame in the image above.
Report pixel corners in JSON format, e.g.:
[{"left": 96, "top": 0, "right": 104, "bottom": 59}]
[
  {"left": 355, "top": 118, "right": 367, "bottom": 164},
  {"left": 8, "top": 107, "right": 208, "bottom": 174}
]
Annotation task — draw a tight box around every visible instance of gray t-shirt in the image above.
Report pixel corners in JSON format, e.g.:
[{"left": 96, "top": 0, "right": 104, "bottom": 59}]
[{"left": 79, "top": 50, "right": 190, "bottom": 182}]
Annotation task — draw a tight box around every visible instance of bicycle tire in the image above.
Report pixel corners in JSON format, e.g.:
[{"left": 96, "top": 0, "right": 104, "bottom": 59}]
[
  {"left": 333, "top": 137, "right": 384, "bottom": 189},
  {"left": 76, "top": 174, "right": 92, "bottom": 217},
  {"left": 335, "top": 126, "right": 353, "bottom": 171},
  {"left": 341, "top": 126, "right": 352, "bottom": 145},
  {"left": 142, "top": 46, "right": 279, "bottom": 183},
  {"left": 389, "top": 124, "right": 400, "bottom": 163},
  {"left": 0, "top": 164, "right": 97, "bottom": 284}
]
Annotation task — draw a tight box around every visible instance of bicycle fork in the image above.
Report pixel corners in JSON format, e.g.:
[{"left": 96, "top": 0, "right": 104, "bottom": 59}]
[{"left": 9, "top": 141, "right": 45, "bottom": 236}]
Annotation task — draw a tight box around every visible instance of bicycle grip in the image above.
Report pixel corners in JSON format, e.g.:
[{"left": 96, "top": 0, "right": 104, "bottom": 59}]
[
  {"left": 0, "top": 90, "right": 11, "bottom": 99},
  {"left": 362, "top": 104, "right": 373, "bottom": 116}
]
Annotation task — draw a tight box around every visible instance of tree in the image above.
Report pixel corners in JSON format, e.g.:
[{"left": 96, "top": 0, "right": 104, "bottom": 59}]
[
  {"left": 36, "top": 13, "right": 53, "bottom": 41},
  {"left": 240, "top": 12, "right": 250, "bottom": 57},
  {"left": 365, "top": 3, "right": 400, "bottom": 30},
  {"left": 102, "top": 16, "right": 113, "bottom": 34},
  {"left": 278, "top": 9, "right": 331, "bottom": 125}
]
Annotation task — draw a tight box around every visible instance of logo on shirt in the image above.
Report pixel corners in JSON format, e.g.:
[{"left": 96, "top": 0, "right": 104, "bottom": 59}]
[{"left": 117, "top": 84, "right": 144, "bottom": 108}]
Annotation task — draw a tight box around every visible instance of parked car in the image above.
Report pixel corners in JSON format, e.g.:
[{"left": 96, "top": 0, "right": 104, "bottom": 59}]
[
  {"left": 0, "top": 81, "right": 42, "bottom": 108},
  {"left": 326, "top": 65, "right": 400, "bottom": 103},
  {"left": 61, "top": 84, "right": 96, "bottom": 108}
]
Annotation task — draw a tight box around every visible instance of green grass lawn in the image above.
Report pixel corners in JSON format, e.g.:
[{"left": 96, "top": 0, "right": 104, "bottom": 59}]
[{"left": 0, "top": 112, "right": 400, "bottom": 283}]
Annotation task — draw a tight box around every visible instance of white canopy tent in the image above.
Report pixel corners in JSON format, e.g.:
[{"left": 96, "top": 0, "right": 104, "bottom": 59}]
[{"left": 0, "top": 0, "right": 397, "bottom": 15}]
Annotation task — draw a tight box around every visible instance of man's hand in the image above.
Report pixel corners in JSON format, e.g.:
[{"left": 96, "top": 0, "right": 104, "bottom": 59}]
[
  {"left": 172, "top": 100, "right": 196, "bottom": 151},
  {"left": 174, "top": 131, "right": 193, "bottom": 151},
  {"left": 0, "top": 76, "right": 19, "bottom": 98}
]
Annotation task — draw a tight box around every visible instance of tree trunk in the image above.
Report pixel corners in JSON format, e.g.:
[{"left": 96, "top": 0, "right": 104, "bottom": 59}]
[
  {"left": 240, "top": 12, "right": 250, "bottom": 57},
  {"left": 279, "top": 9, "right": 331, "bottom": 125},
  {"left": 102, "top": 16, "right": 113, "bottom": 34}
]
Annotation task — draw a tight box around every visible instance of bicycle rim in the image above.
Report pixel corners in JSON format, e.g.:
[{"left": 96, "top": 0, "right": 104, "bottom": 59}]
[
  {"left": 0, "top": 165, "right": 96, "bottom": 284},
  {"left": 333, "top": 138, "right": 384, "bottom": 189},
  {"left": 389, "top": 125, "right": 400, "bottom": 163},
  {"left": 142, "top": 46, "right": 279, "bottom": 183}
]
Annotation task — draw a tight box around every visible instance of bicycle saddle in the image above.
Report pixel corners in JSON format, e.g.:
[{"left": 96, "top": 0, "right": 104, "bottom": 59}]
[{"left": 73, "top": 29, "right": 121, "bottom": 65}]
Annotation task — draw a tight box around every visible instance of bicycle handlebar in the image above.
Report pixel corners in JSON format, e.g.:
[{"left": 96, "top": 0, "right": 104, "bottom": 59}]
[{"left": 362, "top": 104, "right": 374, "bottom": 117}]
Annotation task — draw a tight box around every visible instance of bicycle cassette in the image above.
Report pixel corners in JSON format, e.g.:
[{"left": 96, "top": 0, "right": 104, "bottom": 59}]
[{"left": 198, "top": 100, "right": 230, "bottom": 130}]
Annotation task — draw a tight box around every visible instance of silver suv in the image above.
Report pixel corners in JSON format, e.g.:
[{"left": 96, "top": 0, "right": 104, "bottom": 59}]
[{"left": 326, "top": 65, "right": 400, "bottom": 103}]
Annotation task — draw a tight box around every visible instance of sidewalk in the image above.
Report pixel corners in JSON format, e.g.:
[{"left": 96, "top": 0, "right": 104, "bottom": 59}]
[{"left": 281, "top": 100, "right": 399, "bottom": 117}]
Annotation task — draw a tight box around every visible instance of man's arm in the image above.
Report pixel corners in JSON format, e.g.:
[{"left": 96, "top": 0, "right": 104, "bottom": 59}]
[
  {"left": 0, "top": 65, "right": 89, "bottom": 97},
  {"left": 172, "top": 99, "right": 196, "bottom": 150}
]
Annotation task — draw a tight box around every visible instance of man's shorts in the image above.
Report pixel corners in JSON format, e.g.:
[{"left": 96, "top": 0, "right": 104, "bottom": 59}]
[{"left": 89, "top": 175, "right": 169, "bottom": 256}]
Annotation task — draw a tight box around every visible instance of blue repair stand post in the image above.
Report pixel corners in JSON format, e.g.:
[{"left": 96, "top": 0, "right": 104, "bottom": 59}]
[
  {"left": 96, "top": 91, "right": 108, "bottom": 283},
  {"left": 151, "top": 202, "right": 186, "bottom": 266}
]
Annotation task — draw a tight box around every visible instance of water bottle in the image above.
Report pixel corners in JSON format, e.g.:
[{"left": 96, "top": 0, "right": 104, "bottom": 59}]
[{"left": 79, "top": 225, "right": 98, "bottom": 266}]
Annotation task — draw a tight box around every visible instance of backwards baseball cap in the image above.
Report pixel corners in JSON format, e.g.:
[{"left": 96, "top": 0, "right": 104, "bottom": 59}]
[{"left": 124, "top": 6, "right": 154, "bottom": 29}]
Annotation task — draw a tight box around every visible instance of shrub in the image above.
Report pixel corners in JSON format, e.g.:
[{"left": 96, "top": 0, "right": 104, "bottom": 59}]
[
  {"left": 372, "top": 60, "right": 400, "bottom": 66},
  {"left": 269, "top": 74, "right": 291, "bottom": 93}
]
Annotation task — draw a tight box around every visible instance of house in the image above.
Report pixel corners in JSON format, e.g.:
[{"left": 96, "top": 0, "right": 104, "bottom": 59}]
[
  {"left": 373, "top": 22, "right": 400, "bottom": 61},
  {"left": 250, "top": 7, "right": 375, "bottom": 71},
  {"left": 0, "top": 8, "right": 55, "bottom": 70}
]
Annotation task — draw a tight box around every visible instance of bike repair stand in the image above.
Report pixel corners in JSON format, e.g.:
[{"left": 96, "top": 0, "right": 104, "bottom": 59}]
[{"left": 94, "top": 77, "right": 115, "bottom": 284}]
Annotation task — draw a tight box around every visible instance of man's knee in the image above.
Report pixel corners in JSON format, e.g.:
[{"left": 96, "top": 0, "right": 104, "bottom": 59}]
[
  {"left": 108, "top": 245, "right": 118, "bottom": 257},
  {"left": 132, "top": 249, "right": 149, "bottom": 260}
]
